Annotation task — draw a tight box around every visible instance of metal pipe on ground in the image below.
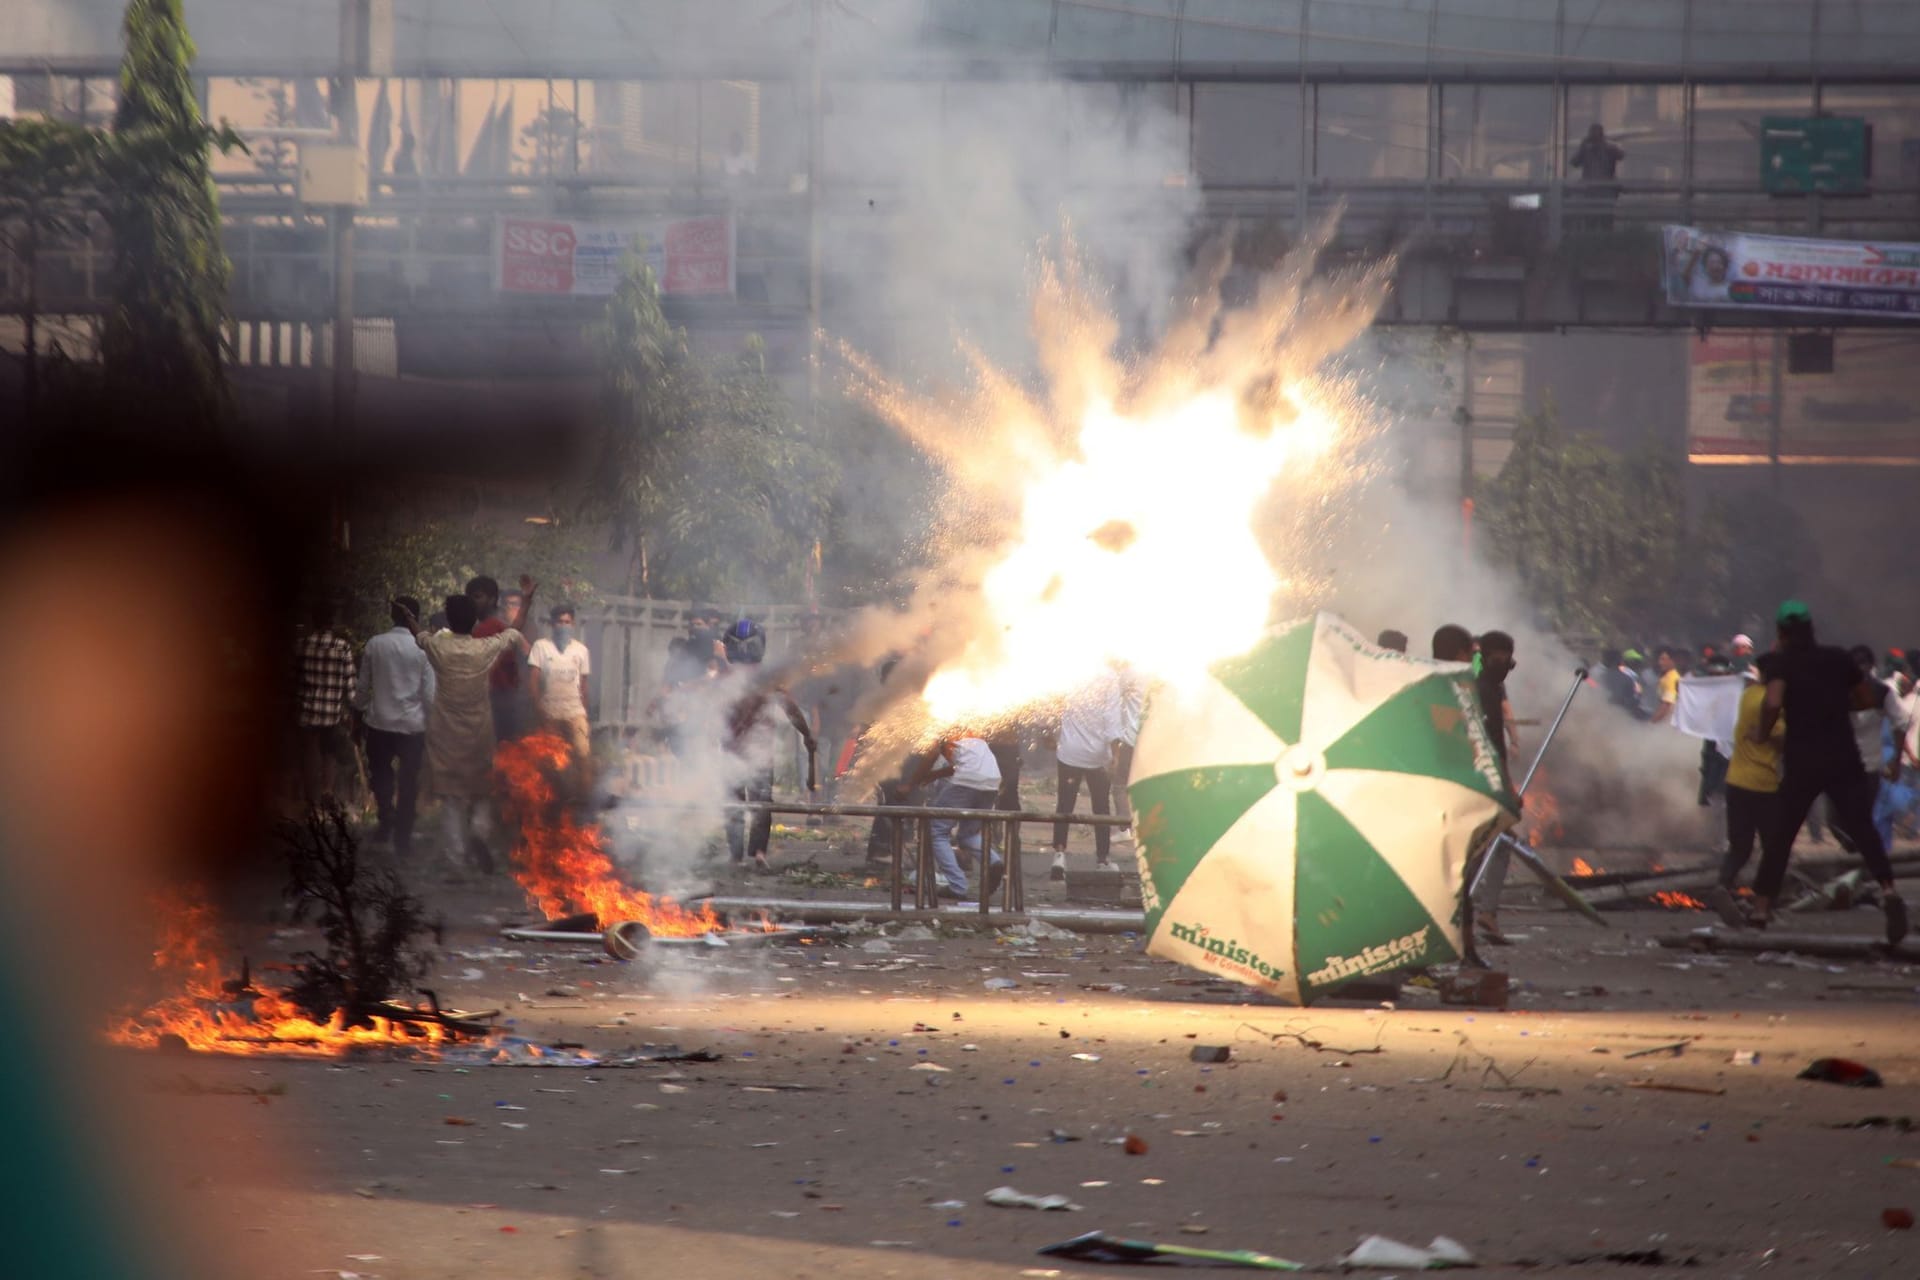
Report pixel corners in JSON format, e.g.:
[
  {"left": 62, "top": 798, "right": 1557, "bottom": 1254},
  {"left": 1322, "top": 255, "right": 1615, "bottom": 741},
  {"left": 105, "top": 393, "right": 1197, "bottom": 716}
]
[
  {"left": 699, "top": 895, "right": 1145, "bottom": 934},
  {"left": 1575, "top": 851, "right": 1920, "bottom": 910},
  {"left": 1657, "top": 929, "right": 1920, "bottom": 962}
]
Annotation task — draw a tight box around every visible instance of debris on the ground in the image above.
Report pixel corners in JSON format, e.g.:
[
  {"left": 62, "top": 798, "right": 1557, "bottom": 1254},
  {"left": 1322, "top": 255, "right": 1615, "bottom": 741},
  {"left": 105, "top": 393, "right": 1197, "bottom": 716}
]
[
  {"left": 1189, "top": 1045, "right": 1231, "bottom": 1063},
  {"left": 1341, "top": 1234, "right": 1475, "bottom": 1269},
  {"left": 1438, "top": 968, "right": 1509, "bottom": 1009},
  {"left": 985, "top": 1185, "right": 1083, "bottom": 1212},
  {"left": 1883, "top": 1207, "right": 1914, "bottom": 1230},
  {"left": 1123, "top": 1133, "right": 1149, "bottom": 1155},
  {"left": 1799, "top": 1057, "right": 1884, "bottom": 1087},
  {"left": 1731, "top": 1050, "right": 1760, "bottom": 1066},
  {"left": 1626, "top": 1080, "right": 1725, "bottom": 1096},
  {"left": 1037, "top": 1229, "right": 1302, "bottom": 1269},
  {"left": 1623, "top": 1039, "right": 1692, "bottom": 1059},
  {"left": 1827, "top": 1116, "right": 1914, "bottom": 1131},
  {"left": 984, "top": 977, "right": 1020, "bottom": 990},
  {"left": 1071, "top": 1053, "right": 1102, "bottom": 1062},
  {"left": 1242, "top": 1020, "right": 1387, "bottom": 1056}
]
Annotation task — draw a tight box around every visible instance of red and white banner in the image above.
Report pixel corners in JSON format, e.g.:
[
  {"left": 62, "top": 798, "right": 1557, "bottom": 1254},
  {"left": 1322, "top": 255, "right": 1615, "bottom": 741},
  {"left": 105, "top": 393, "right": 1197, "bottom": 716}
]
[{"left": 495, "top": 214, "right": 734, "bottom": 297}]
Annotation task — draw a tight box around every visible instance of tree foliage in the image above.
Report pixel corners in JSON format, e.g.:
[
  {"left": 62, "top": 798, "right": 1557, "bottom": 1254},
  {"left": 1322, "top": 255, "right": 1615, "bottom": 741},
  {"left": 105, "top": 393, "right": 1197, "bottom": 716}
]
[
  {"left": 329, "top": 509, "right": 599, "bottom": 641},
  {"left": 1477, "top": 402, "right": 1727, "bottom": 642},
  {"left": 584, "top": 261, "right": 837, "bottom": 600},
  {"left": 99, "top": 0, "right": 236, "bottom": 429},
  {"left": 0, "top": 118, "right": 103, "bottom": 414}
]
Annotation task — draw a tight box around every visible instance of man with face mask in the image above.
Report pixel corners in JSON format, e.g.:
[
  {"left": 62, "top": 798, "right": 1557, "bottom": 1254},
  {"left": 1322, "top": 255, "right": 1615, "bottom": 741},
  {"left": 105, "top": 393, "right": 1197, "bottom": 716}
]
[{"left": 529, "top": 604, "right": 593, "bottom": 784}]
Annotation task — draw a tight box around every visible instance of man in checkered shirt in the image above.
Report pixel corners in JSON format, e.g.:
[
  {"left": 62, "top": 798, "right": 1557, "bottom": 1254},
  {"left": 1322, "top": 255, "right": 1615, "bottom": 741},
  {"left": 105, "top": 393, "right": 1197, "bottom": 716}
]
[{"left": 296, "top": 602, "right": 358, "bottom": 804}]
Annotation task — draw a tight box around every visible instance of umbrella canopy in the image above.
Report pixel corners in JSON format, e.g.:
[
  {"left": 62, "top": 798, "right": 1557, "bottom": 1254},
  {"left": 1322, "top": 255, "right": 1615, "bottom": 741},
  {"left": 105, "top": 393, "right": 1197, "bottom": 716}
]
[{"left": 1128, "top": 612, "right": 1518, "bottom": 1004}]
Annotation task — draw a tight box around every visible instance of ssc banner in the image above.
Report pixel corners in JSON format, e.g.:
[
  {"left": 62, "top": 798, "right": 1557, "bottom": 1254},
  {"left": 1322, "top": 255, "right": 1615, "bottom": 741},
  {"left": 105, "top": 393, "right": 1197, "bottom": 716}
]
[
  {"left": 1663, "top": 225, "right": 1920, "bottom": 320},
  {"left": 495, "top": 215, "right": 734, "bottom": 297}
]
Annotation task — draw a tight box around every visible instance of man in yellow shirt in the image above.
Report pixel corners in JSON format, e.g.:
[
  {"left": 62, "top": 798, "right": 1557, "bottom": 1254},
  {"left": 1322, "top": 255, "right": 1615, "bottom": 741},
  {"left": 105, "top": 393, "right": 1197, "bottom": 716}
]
[
  {"left": 1707, "top": 676, "right": 1784, "bottom": 927},
  {"left": 1649, "top": 647, "right": 1681, "bottom": 724}
]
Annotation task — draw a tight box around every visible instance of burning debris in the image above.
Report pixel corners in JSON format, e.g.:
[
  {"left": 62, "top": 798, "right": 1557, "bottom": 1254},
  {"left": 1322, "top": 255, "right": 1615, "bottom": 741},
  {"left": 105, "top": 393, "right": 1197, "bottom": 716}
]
[
  {"left": 107, "top": 807, "right": 495, "bottom": 1058},
  {"left": 495, "top": 731, "right": 729, "bottom": 937}
]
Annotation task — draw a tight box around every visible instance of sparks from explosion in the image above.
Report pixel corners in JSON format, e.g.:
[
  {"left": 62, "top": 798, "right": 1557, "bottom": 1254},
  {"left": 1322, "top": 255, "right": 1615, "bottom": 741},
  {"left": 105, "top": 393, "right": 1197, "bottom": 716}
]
[{"left": 840, "top": 227, "right": 1393, "bottom": 747}]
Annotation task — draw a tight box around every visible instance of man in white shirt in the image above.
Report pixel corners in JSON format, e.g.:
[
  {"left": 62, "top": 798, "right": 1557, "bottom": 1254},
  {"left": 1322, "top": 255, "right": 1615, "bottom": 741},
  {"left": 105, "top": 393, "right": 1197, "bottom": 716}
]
[
  {"left": 1051, "top": 673, "right": 1125, "bottom": 879},
  {"left": 1110, "top": 664, "right": 1144, "bottom": 826},
  {"left": 529, "top": 603, "right": 593, "bottom": 772},
  {"left": 914, "top": 732, "right": 1003, "bottom": 905},
  {"left": 353, "top": 595, "right": 436, "bottom": 857}
]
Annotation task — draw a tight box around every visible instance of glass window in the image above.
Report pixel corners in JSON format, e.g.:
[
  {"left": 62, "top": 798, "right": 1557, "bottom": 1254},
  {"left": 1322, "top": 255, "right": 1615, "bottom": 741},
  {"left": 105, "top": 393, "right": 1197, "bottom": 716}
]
[
  {"left": 1440, "top": 84, "right": 1553, "bottom": 181},
  {"left": 1817, "top": 85, "right": 1920, "bottom": 187},
  {"left": 700, "top": 80, "right": 763, "bottom": 185},
  {"left": 1565, "top": 85, "right": 1685, "bottom": 183},
  {"left": 582, "top": 81, "right": 698, "bottom": 181},
  {"left": 1315, "top": 85, "right": 1429, "bottom": 181},
  {"left": 1194, "top": 84, "right": 1302, "bottom": 185},
  {"left": 1692, "top": 83, "right": 1811, "bottom": 184}
]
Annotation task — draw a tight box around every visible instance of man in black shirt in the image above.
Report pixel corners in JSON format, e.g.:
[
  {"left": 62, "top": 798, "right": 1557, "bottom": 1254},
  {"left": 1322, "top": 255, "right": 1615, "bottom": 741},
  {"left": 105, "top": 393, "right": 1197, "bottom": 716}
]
[
  {"left": 1752, "top": 601, "right": 1907, "bottom": 943},
  {"left": 1468, "top": 631, "right": 1520, "bottom": 945}
]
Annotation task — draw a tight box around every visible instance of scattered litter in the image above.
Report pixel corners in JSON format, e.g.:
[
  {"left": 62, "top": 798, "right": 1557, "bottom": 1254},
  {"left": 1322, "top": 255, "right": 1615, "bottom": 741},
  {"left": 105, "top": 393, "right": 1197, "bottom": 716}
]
[
  {"left": 1080, "top": 1181, "right": 1110, "bottom": 1188},
  {"left": 1799, "top": 1057, "right": 1884, "bottom": 1087},
  {"left": 1828, "top": 1116, "right": 1915, "bottom": 1131},
  {"left": 1019, "top": 920, "right": 1080, "bottom": 941},
  {"left": 1626, "top": 1081, "right": 1725, "bottom": 1096},
  {"left": 443, "top": 1116, "right": 475, "bottom": 1126},
  {"left": 658, "top": 1083, "right": 688, "bottom": 1094},
  {"left": 910, "top": 1062, "right": 951, "bottom": 1073},
  {"left": 1179, "top": 1225, "right": 1211, "bottom": 1235},
  {"left": 985, "top": 978, "right": 1021, "bottom": 990},
  {"left": 893, "top": 924, "right": 937, "bottom": 942},
  {"left": 1623, "top": 1040, "right": 1692, "bottom": 1060},
  {"left": 985, "top": 1186, "right": 1083, "bottom": 1212},
  {"left": 1342, "top": 1234, "right": 1475, "bottom": 1269},
  {"left": 1243, "top": 1020, "right": 1386, "bottom": 1056},
  {"left": 1049, "top": 1129, "right": 1081, "bottom": 1143},
  {"left": 930, "top": 1200, "right": 967, "bottom": 1211},
  {"left": 869, "top": 1240, "right": 916, "bottom": 1248},
  {"left": 1070, "top": 1053, "right": 1103, "bottom": 1063},
  {"left": 1038, "top": 1230, "right": 1302, "bottom": 1270},
  {"left": 861, "top": 940, "right": 894, "bottom": 954},
  {"left": 1123, "top": 1134, "right": 1150, "bottom": 1155},
  {"left": 1883, "top": 1207, "right": 1914, "bottom": 1230},
  {"left": 1189, "top": 1045, "right": 1231, "bottom": 1063},
  {"left": 1731, "top": 1050, "right": 1761, "bottom": 1066},
  {"left": 1891, "top": 1157, "right": 1920, "bottom": 1168},
  {"left": 770, "top": 1211, "right": 800, "bottom": 1219}
]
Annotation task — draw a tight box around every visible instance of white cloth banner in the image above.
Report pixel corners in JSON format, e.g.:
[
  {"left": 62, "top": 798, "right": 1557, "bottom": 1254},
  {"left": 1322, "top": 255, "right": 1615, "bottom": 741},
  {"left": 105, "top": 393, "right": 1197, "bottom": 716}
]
[{"left": 1673, "top": 674, "right": 1747, "bottom": 755}]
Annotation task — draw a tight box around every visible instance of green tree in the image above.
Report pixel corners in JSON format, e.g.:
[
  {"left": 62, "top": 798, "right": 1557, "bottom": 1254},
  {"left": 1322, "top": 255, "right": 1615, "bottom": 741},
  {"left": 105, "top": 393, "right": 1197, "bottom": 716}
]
[
  {"left": 99, "top": 0, "right": 235, "bottom": 429},
  {"left": 0, "top": 118, "right": 102, "bottom": 418},
  {"left": 1477, "top": 403, "right": 1723, "bottom": 641},
  {"left": 328, "top": 510, "right": 599, "bottom": 643},
  {"left": 584, "top": 261, "right": 836, "bottom": 600}
]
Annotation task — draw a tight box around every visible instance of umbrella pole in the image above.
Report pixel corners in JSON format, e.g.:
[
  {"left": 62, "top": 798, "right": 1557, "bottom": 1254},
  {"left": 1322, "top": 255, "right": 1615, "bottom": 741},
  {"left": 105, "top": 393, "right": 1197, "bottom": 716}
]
[{"left": 1466, "top": 668, "right": 1607, "bottom": 928}]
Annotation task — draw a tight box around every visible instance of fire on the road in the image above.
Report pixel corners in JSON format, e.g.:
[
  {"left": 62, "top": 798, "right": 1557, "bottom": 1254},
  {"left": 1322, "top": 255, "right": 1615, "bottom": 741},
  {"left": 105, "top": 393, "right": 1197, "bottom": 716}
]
[
  {"left": 495, "top": 732, "right": 726, "bottom": 937},
  {"left": 105, "top": 887, "right": 449, "bottom": 1057}
]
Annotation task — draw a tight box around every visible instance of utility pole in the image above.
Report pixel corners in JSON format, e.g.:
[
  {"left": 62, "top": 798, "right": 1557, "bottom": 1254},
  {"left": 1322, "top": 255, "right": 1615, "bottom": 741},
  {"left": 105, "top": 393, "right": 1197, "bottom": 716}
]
[
  {"left": 332, "top": 0, "right": 361, "bottom": 443},
  {"left": 805, "top": 0, "right": 824, "bottom": 431}
]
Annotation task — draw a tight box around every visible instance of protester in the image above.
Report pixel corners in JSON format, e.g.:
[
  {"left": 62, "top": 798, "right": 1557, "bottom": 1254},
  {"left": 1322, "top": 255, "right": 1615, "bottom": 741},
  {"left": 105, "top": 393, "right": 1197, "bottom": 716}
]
[
  {"left": 294, "top": 601, "right": 357, "bottom": 806},
  {"left": 1468, "top": 630, "right": 1519, "bottom": 945},
  {"left": 910, "top": 730, "right": 1005, "bottom": 905},
  {"left": 1728, "top": 633, "right": 1756, "bottom": 674},
  {"left": 1110, "top": 664, "right": 1144, "bottom": 828},
  {"left": 529, "top": 603, "right": 593, "bottom": 789},
  {"left": 1431, "top": 624, "right": 1475, "bottom": 664},
  {"left": 1847, "top": 643, "right": 1910, "bottom": 808},
  {"left": 1648, "top": 647, "right": 1680, "bottom": 724},
  {"left": 720, "top": 622, "right": 816, "bottom": 873},
  {"left": 1599, "top": 647, "right": 1644, "bottom": 717},
  {"left": 353, "top": 595, "right": 435, "bottom": 857},
  {"left": 987, "top": 720, "right": 1025, "bottom": 812},
  {"left": 1051, "top": 672, "right": 1126, "bottom": 879},
  {"left": 1376, "top": 629, "right": 1409, "bottom": 654},
  {"left": 1750, "top": 601, "right": 1907, "bottom": 943},
  {"left": 469, "top": 576, "right": 533, "bottom": 743},
  {"left": 1706, "top": 670, "right": 1785, "bottom": 927},
  {"left": 405, "top": 589, "right": 532, "bottom": 871},
  {"left": 1570, "top": 122, "right": 1624, "bottom": 181}
]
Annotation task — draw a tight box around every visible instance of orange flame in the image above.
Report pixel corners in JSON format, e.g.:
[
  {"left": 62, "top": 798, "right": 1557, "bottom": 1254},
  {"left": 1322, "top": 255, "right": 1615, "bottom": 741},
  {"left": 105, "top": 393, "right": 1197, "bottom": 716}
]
[
  {"left": 1652, "top": 891, "right": 1706, "bottom": 911},
  {"left": 1570, "top": 857, "right": 1599, "bottom": 877},
  {"left": 1523, "top": 770, "right": 1564, "bottom": 847},
  {"left": 494, "top": 732, "right": 723, "bottom": 937},
  {"left": 104, "top": 886, "right": 449, "bottom": 1057}
]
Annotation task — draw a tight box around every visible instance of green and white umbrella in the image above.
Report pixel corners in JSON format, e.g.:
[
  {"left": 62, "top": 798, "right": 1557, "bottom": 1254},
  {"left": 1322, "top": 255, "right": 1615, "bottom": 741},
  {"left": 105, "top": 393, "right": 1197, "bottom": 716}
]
[{"left": 1128, "top": 612, "right": 1519, "bottom": 1005}]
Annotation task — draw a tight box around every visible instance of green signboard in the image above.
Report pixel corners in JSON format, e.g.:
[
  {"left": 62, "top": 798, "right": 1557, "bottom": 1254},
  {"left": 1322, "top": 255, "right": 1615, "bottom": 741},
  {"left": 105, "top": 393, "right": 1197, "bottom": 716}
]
[{"left": 1761, "top": 116, "right": 1871, "bottom": 194}]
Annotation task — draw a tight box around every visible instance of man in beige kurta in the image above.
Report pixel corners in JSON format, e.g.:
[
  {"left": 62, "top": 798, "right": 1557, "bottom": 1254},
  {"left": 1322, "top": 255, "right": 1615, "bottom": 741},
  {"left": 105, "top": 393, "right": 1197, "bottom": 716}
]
[{"left": 403, "top": 590, "right": 529, "bottom": 869}]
